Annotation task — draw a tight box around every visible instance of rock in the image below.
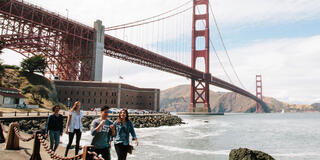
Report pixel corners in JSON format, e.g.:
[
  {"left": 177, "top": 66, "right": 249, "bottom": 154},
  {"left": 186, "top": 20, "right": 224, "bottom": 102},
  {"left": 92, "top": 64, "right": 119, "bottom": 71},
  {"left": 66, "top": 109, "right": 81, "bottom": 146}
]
[{"left": 229, "top": 148, "right": 275, "bottom": 160}]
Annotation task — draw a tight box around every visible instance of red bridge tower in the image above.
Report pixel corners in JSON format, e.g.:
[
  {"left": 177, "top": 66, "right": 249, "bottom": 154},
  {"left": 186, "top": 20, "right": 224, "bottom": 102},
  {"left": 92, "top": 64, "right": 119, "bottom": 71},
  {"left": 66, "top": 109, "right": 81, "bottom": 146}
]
[
  {"left": 256, "top": 75, "right": 263, "bottom": 112},
  {"left": 189, "top": 0, "right": 211, "bottom": 112}
]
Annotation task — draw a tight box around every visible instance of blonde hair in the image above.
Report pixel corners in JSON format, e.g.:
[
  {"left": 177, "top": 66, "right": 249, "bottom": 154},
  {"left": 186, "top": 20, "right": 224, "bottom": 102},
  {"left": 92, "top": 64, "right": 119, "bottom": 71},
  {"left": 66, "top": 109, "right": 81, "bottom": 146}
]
[{"left": 70, "top": 101, "right": 80, "bottom": 112}]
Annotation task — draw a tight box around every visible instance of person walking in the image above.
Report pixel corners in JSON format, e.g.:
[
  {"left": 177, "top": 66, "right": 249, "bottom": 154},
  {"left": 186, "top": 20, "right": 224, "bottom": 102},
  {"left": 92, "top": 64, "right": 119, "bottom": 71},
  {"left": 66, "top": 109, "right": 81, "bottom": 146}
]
[
  {"left": 64, "top": 101, "right": 83, "bottom": 156},
  {"left": 113, "top": 109, "right": 138, "bottom": 160},
  {"left": 45, "top": 105, "right": 63, "bottom": 152},
  {"left": 90, "top": 105, "right": 115, "bottom": 160}
]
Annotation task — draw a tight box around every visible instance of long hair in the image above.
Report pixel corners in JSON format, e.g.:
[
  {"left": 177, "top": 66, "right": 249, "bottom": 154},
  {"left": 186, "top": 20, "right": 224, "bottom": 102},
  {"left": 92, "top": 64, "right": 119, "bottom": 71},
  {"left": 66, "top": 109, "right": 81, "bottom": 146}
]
[
  {"left": 117, "top": 109, "right": 129, "bottom": 124},
  {"left": 70, "top": 101, "right": 80, "bottom": 112}
]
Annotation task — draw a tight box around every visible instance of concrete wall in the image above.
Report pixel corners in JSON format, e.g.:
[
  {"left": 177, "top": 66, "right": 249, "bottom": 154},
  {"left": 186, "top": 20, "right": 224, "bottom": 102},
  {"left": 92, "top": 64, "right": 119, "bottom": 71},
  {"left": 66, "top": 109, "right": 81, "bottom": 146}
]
[{"left": 92, "top": 20, "right": 105, "bottom": 81}]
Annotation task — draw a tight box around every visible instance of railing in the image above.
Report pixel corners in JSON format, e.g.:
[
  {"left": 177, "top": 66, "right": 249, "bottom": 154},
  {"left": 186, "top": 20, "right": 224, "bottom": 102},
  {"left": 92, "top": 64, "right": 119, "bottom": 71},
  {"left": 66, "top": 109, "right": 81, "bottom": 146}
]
[
  {"left": 2, "top": 122, "right": 103, "bottom": 160},
  {"left": 0, "top": 111, "right": 169, "bottom": 117}
]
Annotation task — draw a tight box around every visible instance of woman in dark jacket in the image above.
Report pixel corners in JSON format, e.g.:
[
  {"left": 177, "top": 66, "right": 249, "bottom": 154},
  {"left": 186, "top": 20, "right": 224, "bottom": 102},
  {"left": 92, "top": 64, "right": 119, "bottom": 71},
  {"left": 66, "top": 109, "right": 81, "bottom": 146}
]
[
  {"left": 113, "top": 109, "right": 138, "bottom": 160},
  {"left": 45, "top": 105, "right": 63, "bottom": 152}
]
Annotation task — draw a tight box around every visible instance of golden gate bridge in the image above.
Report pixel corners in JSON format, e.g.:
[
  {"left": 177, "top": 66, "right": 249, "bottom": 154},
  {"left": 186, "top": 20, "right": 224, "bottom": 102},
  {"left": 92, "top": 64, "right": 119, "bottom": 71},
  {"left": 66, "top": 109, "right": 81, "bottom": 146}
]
[{"left": 0, "top": 0, "right": 266, "bottom": 112}]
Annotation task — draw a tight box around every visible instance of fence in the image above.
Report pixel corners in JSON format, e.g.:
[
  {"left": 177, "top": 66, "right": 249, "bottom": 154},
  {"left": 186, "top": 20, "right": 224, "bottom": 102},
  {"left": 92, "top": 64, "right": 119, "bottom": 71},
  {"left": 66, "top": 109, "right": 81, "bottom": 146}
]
[
  {"left": 0, "top": 111, "right": 167, "bottom": 118},
  {"left": 1, "top": 122, "right": 104, "bottom": 160}
]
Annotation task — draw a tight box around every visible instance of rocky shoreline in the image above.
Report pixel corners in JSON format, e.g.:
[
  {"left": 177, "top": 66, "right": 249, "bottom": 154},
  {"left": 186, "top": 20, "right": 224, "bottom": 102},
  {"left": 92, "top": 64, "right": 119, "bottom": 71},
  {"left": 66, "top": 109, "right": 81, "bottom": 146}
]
[{"left": 2, "top": 114, "right": 184, "bottom": 134}]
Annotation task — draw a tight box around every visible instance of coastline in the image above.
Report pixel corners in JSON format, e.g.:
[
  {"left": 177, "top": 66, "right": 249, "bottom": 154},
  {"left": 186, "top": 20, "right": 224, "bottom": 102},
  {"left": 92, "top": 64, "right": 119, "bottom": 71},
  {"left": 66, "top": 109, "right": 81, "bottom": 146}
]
[{"left": 0, "top": 113, "right": 183, "bottom": 159}]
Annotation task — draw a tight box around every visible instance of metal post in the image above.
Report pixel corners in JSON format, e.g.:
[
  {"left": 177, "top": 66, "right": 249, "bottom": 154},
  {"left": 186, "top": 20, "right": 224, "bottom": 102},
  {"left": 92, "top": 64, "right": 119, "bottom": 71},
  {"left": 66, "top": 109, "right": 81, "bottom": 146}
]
[
  {"left": 30, "top": 131, "right": 42, "bottom": 160},
  {"left": 0, "top": 121, "right": 5, "bottom": 143},
  {"left": 5, "top": 123, "right": 19, "bottom": 150},
  {"left": 82, "top": 145, "right": 95, "bottom": 160}
]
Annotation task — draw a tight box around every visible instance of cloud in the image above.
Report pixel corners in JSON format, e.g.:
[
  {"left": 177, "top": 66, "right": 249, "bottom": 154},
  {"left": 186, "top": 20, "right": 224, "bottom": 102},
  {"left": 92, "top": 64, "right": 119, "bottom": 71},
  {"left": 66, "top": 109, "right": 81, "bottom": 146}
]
[
  {"left": 211, "top": 0, "right": 320, "bottom": 26},
  {"left": 2, "top": 0, "right": 320, "bottom": 105},
  {"left": 217, "top": 35, "right": 320, "bottom": 104}
]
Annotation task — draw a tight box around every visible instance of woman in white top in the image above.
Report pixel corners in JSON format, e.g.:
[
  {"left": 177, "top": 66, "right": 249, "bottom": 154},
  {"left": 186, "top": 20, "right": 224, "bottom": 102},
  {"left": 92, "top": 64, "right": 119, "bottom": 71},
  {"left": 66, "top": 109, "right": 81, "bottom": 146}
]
[{"left": 64, "top": 101, "right": 83, "bottom": 156}]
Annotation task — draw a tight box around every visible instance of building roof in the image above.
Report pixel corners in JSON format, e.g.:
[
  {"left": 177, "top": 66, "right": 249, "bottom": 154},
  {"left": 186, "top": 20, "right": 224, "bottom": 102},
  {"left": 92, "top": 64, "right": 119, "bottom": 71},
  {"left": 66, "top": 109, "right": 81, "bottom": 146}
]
[
  {"left": 54, "top": 80, "right": 159, "bottom": 91},
  {"left": 0, "top": 92, "right": 25, "bottom": 98},
  {"left": 0, "top": 87, "right": 20, "bottom": 92},
  {"left": 0, "top": 87, "right": 25, "bottom": 98}
]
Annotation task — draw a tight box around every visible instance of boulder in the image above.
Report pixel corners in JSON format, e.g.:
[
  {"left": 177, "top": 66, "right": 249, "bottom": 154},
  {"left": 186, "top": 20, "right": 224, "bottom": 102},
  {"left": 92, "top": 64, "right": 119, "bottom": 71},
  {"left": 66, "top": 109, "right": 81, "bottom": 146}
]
[{"left": 229, "top": 148, "right": 275, "bottom": 160}]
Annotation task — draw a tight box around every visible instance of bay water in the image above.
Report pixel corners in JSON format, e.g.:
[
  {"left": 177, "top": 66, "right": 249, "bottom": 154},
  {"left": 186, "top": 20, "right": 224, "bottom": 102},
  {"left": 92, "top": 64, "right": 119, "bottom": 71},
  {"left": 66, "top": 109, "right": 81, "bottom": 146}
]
[{"left": 61, "top": 112, "right": 320, "bottom": 160}]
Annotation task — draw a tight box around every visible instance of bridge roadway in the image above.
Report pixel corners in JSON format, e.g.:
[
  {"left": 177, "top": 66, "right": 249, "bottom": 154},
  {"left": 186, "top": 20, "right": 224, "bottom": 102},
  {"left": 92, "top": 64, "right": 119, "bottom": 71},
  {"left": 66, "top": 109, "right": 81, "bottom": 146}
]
[
  {"left": 0, "top": 0, "right": 264, "bottom": 107},
  {"left": 104, "top": 34, "right": 265, "bottom": 106}
]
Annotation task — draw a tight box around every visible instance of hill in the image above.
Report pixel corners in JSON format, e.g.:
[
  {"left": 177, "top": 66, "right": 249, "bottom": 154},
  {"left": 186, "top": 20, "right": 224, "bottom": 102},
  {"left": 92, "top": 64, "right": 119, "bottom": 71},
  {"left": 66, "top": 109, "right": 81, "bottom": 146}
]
[
  {"left": 0, "top": 68, "right": 64, "bottom": 112},
  {"left": 160, "top": 85, "right": 319, "bottom": 113}
]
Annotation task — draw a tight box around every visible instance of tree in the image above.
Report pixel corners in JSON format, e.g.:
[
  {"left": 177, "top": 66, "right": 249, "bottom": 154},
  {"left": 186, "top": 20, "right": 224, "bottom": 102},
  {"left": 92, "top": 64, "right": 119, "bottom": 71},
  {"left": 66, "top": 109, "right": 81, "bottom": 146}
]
[{"left": 21, "top": 55, "right": 47, "bottom": 74}]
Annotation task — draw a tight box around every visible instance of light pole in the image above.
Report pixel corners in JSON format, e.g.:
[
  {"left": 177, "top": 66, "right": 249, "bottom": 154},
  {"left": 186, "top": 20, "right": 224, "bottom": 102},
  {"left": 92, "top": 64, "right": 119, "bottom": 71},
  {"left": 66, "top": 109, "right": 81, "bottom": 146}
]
[
  {"left": 66, "top": 9, "right": 69, "bottom": 19},
  {"left": 67, "top": 97, "right": 71, "bottom": 109}
]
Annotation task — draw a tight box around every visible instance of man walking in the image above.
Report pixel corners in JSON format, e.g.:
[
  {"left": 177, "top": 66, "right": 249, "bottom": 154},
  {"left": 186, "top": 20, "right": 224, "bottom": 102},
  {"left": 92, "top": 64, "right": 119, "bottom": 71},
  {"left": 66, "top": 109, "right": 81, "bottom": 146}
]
[{"left": 90, "top": 105, "right": 115, "bottom": 160}]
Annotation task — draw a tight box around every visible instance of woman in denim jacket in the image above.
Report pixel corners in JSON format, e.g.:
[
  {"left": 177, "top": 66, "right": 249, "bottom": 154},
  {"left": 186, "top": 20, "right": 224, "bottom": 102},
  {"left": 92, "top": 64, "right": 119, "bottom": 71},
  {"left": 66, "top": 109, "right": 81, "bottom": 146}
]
[
  {"left": 113, "top": 109, "right": 138, "bottom": 160},
  {"left": 64, "top": 101, "right": 83, "bottom": 156}
]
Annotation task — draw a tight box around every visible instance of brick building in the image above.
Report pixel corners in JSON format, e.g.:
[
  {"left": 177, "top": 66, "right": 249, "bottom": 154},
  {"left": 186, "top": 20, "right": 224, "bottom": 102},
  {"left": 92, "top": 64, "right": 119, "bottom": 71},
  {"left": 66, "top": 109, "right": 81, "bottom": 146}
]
[{"left": 54, "top": 80, "right": 160, "bottom": 111}]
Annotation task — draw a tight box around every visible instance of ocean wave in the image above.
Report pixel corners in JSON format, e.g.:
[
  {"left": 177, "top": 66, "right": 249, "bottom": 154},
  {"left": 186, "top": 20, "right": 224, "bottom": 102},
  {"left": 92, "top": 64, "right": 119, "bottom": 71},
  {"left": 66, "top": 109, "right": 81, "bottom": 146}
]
[
  {"left": 272, "top": 152, "right": 320, "bottom": 157},
  {"left": 144, "top": 142, "right": 229, "bottom": 156}
]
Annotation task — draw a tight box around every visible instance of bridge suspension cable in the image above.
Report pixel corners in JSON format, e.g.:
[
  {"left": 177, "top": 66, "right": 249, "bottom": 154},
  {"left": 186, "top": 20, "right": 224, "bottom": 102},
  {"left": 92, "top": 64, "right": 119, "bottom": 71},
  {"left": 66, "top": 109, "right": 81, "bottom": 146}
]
[
  {"left": 209, "top": 2, "right": 247, "bottom": 90},
  {"left": 105, "top": 0, "right": 192, "bottom": 31},
  {"left": 195, "top": 6, "right": 233, "bottom": 84}
]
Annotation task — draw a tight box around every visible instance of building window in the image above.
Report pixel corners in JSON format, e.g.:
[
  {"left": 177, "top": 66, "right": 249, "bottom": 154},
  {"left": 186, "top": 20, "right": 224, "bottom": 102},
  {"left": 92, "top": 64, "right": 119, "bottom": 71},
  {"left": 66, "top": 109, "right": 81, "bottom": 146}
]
[
  {"left": 82, "top": 91, "right": 85, "bottom": 96},
  {"left": 65, "top": 91, "right": 67, "bottom": 94},
  {"left": 100, "top": 92, "right": 102, "bottom": 96},
  {"left": 149, "top": 103, "right": 152, "bottom": 106},
  {"left": 94, "top": 92, "right": 96, "bottom": 96},
  {"left": 94, "top": 98, "right": 96, "bottom": 104},
  {"left": 115, "top": 92, "right": 117, "bottom": 97},
  {"left": 106, "top": 92, "right": 108, "bottom": 96},
  {"left": 58, "top": 90, "right": 61, "bottom": 94},
  {"left": 100, "top": 99, "right": 102, "bottom": 104},
  {"left": 76, "top": 91, "right": 79, "bottom": 95},
  {"left": 126, "top": 102, "right": 128, "bottom": 104},
  {"left": 82, "top": 99, "right": 84, "bottom": 103},
  {"left": 70, "top": 91, "right": 73, "bottom": 95},
  {"left": 88, "top": 99, "right": 90, "bottom": 103},
  {"left": 105, "top": 99, "right": 108, "bottom": 104},
  {"left": 149, "top": 96, "right": 152, "bottom": 98},
  {"left": 88, "top": 92, "right": 91, "bottom": 96}
]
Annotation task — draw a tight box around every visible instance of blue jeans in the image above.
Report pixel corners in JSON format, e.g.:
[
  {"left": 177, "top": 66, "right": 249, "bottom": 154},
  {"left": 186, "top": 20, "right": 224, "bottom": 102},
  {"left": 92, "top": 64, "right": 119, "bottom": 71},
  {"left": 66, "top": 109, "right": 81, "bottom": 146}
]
[{"left": 49, "top": 130, "right": 60, "bottom": 151}]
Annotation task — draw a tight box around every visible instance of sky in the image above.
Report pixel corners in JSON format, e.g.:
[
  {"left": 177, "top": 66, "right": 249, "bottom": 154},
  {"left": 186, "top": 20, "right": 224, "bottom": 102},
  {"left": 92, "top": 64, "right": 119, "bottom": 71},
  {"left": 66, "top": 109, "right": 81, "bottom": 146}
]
[{"left": 1, "top": 0, "right": 320, "bottom": 104}]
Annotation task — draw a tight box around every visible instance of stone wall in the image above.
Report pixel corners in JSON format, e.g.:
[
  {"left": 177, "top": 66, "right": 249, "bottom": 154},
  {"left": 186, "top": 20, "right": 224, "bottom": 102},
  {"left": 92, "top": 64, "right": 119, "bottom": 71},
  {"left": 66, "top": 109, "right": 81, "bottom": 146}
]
[{"left": 2, "top": 114, "right": 184, "bottom": 134}]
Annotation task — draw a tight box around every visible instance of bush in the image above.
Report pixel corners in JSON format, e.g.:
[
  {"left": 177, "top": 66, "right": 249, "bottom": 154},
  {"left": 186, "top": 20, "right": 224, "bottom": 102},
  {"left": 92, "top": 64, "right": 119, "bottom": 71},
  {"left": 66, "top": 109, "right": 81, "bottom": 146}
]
[{"left": 3, "top": 64, "right": 20, "bottom": 70}]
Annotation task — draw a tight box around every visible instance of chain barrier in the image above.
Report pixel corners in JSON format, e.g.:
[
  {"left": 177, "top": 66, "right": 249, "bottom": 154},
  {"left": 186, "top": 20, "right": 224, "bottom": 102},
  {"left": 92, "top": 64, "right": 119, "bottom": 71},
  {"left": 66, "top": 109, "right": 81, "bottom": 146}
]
[
  {"left": 13, "top": 126, "right": 34, "bottom": 142},
  {"left": 87, "top": 151, "right": 104, "bottom": 160},
  {"left": 37, "top": 134, "right": 83, "bottom": 160},
  {"left": 5, "top": 122, "right": 104, "bottom": 160}
]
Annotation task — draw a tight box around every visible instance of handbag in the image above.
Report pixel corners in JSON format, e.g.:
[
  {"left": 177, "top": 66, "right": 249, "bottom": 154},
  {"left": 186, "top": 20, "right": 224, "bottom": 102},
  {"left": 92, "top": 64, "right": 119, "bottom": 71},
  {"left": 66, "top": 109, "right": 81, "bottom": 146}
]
[{"left": 128, "top": 144, "right": 134, "bottom": 154}]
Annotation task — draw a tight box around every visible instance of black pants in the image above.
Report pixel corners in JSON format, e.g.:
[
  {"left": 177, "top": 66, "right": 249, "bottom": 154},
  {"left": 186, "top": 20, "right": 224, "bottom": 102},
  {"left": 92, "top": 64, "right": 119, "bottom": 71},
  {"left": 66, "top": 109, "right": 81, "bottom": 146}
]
[
  {"left": 115, "top": 143, "right": 129, "bottom": 160},
  {"left": 65, "top": 129, "right": 82, "bottom": 156},
  {"left": 94, "top": 147, "right": 110, "bottom": 160}
]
